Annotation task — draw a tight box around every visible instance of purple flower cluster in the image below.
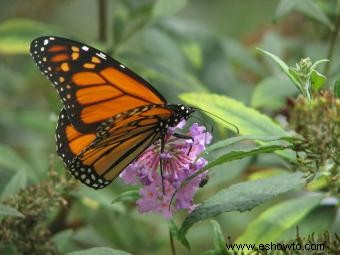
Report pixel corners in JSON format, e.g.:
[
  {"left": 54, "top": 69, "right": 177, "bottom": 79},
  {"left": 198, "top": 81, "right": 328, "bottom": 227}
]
[{"left": 120, "top": 121, "right": 212, "bottom": 219}]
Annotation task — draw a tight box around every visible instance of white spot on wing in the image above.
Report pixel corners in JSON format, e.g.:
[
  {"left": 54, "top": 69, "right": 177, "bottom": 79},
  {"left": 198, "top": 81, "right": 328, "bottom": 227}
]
[
  {"left": 120, "top": 64, "right": 125, "bottom": 69},
  {"left": 96, "top": 52, "right": 106, "bottom": 60},
  {"left": 43, "top": 39, "right": 49, "bottom": 45},
  {"left": 82, "top": 46, "right": 89, "bottom": 51}
]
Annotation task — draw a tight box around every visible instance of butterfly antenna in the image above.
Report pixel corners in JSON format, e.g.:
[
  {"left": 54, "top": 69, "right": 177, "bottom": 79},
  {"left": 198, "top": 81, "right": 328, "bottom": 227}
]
[{"left": 193, "top": 107, "right": 239, "bottom": 134}]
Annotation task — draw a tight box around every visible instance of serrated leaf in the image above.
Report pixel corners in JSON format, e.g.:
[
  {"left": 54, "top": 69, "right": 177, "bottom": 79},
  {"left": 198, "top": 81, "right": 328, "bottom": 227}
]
[
  {"left": 236, "top": 194, "right": 324, "bottom": 245},
  {"left": 179, "top": 172, "right": 305, "bottom": 236},
  {"left": 152, "top": 0, "right": 188, "bottom": 19},
  {"left": 180, "top": 93, "right": 287, "bottom": 136},
  {"left": 334, "top": 76, "right": 340, "bottom": 98},
  {"left": 111, "top": 190, "right": 140, "bottom": 204},
  {"left": 211, "top": 220, "right": 227, "bottom": 254},
  {"left": 206, "top": 144, "right": 290, "bottom": 170},
  {"left": 1, "top": 170, "right": 27, "bottom": 199},
  {"left": 0, "top": 19, "right": 65, "bottom": 54},
  {"left": 310, "top": 69, "right": 326, "bottom": 92},
  {"left": 180, "top": 93, "right": 295, "bottom": 160},
  {"left": 0, "top": 203, "right": 24, "bottom": 218},
  {"left": 66, "top": 247, "right": 132, "bottom": 255}
]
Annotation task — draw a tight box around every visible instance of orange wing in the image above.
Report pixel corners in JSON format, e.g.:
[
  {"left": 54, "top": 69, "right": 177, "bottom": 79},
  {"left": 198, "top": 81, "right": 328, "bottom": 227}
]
[
  {"left": 56, "top": 106, "right": 173, "bottom": 189},
  {"left": 30, "top": 36, "right": 166, "bottom": 133}
]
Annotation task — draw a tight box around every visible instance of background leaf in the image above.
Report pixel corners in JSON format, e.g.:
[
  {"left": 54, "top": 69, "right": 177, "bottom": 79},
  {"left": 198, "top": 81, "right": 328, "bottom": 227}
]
[
  {"left": 251, "top": 77, "right": 298, "bottom": 110},
  {"left": 0, "top": 203, "right": 24, "bottom": 218},
  {"left": 1, "top": 170, "right": 27, "bottom": 199},
  {"left": 210, "top": 220, "right": 227, "bottom": 254},
  {"left": 152, "top": 0, "right": 188, "bottom": 19},
  {"left": 179, "top": 172, "right": 305, "bottom": 236},
  {"left": 236, "top": 194, "right": 324, "bottom": 244},
  {"left": 66, "top": 247, "right": 132, "bottom": 255},
  {"left": 274, "top": 0, "right": 334, "bottom": 30},
  {"left": 0, "top": 19, "right": 65, "bottom": 54},
  {"left": 334, "top": 76, "right": 340, "bottom": 98},
  {"left": 0, "top": 144, "right": 38, "bottom": 181}
]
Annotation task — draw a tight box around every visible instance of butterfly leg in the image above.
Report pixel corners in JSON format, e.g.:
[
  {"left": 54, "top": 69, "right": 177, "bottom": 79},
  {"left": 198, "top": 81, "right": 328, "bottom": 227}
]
[
  {"left": 160, "top": 137, "right": 166, "bottom": 195},
  {"left": 173, "top": 133, "right": 194, "bottom": 155}
]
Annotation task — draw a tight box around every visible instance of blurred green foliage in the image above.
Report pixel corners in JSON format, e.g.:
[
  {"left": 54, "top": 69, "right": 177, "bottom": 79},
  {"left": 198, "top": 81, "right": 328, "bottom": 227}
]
[{"left": 0, "top": 0, "right": 339, "bottom": 254}]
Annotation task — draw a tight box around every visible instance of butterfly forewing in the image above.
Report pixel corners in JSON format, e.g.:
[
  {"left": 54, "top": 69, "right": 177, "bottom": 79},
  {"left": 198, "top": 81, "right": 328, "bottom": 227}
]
[{"left": 30, "top": 36, "right": 166, "bottom": 133}]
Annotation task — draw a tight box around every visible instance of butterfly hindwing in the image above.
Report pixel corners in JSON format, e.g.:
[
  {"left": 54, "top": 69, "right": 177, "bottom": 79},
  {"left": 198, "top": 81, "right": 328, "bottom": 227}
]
[{"left": 30, "top": 36, "right": 167, "bottom": 133}]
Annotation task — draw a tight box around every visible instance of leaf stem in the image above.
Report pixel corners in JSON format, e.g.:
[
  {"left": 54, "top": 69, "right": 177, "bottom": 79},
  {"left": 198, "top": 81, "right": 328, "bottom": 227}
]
[
  {"left": 324, "top": 3, "right": 340, "bottom": 76},
  {"left": 169, "top": 228, "right": 177, "bottom": 255},
  {"left": 98, "top": 0, "right": 107, "bottom": 43}
]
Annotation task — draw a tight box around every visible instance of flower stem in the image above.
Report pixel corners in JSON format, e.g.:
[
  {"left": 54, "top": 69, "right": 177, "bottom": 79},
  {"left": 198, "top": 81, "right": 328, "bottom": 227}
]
[
  {"left": 98, "top": 0, "right": 107, "bottom": 43},
  {"left": 324, "top": 2, "right": 340, "bottom": 76},
  {"left": 169, "top": 228, "right": 177, "bottom": 255}
]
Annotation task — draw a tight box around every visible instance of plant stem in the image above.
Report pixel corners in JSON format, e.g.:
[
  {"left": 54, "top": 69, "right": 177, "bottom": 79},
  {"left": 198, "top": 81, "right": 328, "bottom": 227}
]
[
  {"left": 98, "top": 0, "right": 107, "bottom": 43},
  {"left": 169, "top": 228, "right": 177, "bottom": 255},
  {"left": 324, "top": 3, "right": 340, "bottom": 76}
]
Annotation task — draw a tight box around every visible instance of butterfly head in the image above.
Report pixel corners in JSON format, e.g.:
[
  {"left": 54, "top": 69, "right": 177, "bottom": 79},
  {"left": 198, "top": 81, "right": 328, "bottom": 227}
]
[{"left": 167, "top": 104, "right": 195, "bottom": 126}]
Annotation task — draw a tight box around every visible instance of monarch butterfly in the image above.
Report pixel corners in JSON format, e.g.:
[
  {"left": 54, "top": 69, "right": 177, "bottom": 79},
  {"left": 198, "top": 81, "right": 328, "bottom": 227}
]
[{"left": 30, "top": 36, "right": 195, "bottom": 190}]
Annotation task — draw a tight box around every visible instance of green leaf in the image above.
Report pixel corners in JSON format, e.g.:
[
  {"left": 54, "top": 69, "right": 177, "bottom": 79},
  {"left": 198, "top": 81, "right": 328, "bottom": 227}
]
[
  {"left": 257, "top": 48, "right": 302, "bottom": 92},
  {"left": 169, "top": 220, "right": 191, "bottom": 250},
  {"left": 208, "top": 135, "right": 295, "bottom": 152},
  {"left": 111, "top": 190, "right": 140, "bottom": 204},
  {"left": 223, "top": 39, "right": 264, "bottom": 75},
  {"left": 66, "top": 247, "right": 132, "bottom": 255},
  {"left": 251, "top": 77, "right": 298, "bottom": 110},
  {"left": 143, "top": 29, "right": 185, "bottom": 68},
  {"left": 52, "top": 229, "right": 73, "bottom": 252},
  {"left": 334, "top": 76, "right": 340, "bottom": 98},
  {"left": 310, "top": 59, "right": 329, "bottom": 70},
  {"left": 205, "top": 144, "right": 290, "bottom": 170},
  {"left": 281, "top": 204, "right": 337, "bottom": 240},
  {"left": 152, "top": 0, "right": 188, "bottom": 19},
  {"left": 274, "top": 0, "right": 334, "bottom": 30},
  {"left": 1, "top": 170, "right": 27, "bottom": 199},
  {"left": 236, "top": 195, "right": 324, "bottom": 245},
  {"left": 0, "top": 203, "right": 24, "bottom": 218},
  {"left": 210, "top": 220, "right": 227, "bottom": 254},
  {"left": 181, "top": 42, "right": 203, "bottom": 69},
  {"left": 200, "top": 251, "right": 219, "bottom": 255},
  {"left": 180, "top": 93, "right": 287, "bottom": 136},
  {"left": 0, "top": 19, "right": 65, "bottom": 54},
  {"left": 0, "top": 144, "right": 38, "bottom": 181},
  {"left": 310, "top": 69, "right": 326, "bottom": 92},
  {"left": 179, "top": 172, "right": 305, "bottom": 236}
]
